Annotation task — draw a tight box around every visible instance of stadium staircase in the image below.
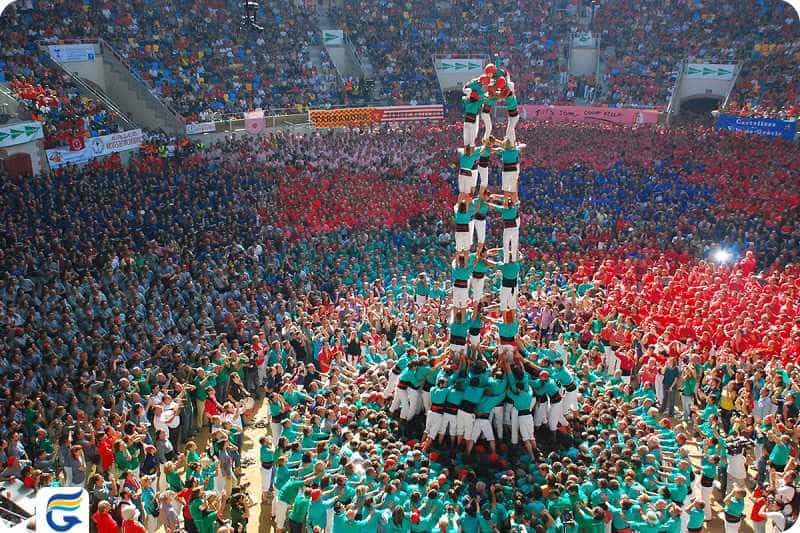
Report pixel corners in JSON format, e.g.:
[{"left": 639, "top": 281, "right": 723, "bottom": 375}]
[
  {"left": 38, "top": 51, "right": 138, "bottom": 132},
  {"left": 315, "top": 7, "right": 367, "bottom": 88},
  {"left": 97, "top": 39, "right": 184, "bottom": 135},
  {"left": 0, "top": 83, "right": 21, "bottom": 122}
]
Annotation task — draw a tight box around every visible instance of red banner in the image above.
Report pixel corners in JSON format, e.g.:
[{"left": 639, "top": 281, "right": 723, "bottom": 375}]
[{"left": 521, "top": 105, "right": 659, "bottom": 127}]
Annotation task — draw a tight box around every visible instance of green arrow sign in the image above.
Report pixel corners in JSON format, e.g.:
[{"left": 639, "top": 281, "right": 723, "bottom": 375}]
[{"left": 0, "top": 121, "right": 44, "bottom": 148}]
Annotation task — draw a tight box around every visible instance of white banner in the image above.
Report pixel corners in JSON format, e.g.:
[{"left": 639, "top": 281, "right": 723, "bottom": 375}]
[
  {"left": 47, "top": 43, "right": 97, "bottom": 63},
  {"left": 572, "top": 32, "right": 597, "bottom": 48},
  {"left": 322, "top": 30, "right": 344, "bottom": 46},
  {"left": 0, "top": 121, "right": 43, "bottom": 148},
  {"left": 46, "top": 129, "right": 143, "bottom": 169},
  {"left": 684, "top": 63, "right": 736, "bottom": 80},
  {"left": 185, "top": 122, "right": 216, "bottom": 135}
]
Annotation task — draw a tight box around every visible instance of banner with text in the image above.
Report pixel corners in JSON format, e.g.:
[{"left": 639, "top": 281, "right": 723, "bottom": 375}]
[
  {"left": 684, "top": 63, "right": 736, "bottom": 80},
  {"left": 521, "top": 105, "right": 659, "bottom": 126},
  {"left": 0, "top": 121, "right": 43, "bottom": 148},
  {"left": 322, "top": 30, "right": 344, "bottom": 45},
  {"left": 716, "top": 114, "right": 796, "bottom": 140},
  {"left": 46, "top": 128, "right": 143, "bottom": 169},
  {"left": 185, "top": 122, "right": 216, "bottom": 135},
  {"left": 47, "top": 43, "right": 97, "bottom": 63}
]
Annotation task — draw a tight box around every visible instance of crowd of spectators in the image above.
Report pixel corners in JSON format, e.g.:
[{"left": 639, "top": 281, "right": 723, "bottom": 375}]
[
  {"left": 2, "top": 0, "right": 798, "bottom": 131},
  {"left": 0, "top": 20, "right": 127, "bottom": 148},
  {"left": 725, "top": 41, "right": 800, "bottom": 119},
  {"left": 335, "top": 0, "right": 575, "bottom": 105},
  {"left": 591, "top": 0, "right": 799, "bottom": 112},
  {"left": 0, "top": 119, "right": 799, "bottom": 531}
]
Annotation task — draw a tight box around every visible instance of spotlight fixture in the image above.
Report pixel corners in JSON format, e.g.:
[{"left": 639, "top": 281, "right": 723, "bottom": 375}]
[{"left": 240, "top": 0, "right": 263, "bottom": 32}]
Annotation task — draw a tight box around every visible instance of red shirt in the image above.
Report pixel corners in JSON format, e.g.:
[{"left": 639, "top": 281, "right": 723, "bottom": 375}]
[
  {"left": 122, "top": 519, "right": 146, "bottom": 533},
  {"left": 204, "top": 398, "right": 222, "bottom": 417},
  {"left": 93, "top": 511, "right": 118, "bottom": 533}
]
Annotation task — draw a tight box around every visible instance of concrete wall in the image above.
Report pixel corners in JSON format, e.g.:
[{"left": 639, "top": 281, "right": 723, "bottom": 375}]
[
  {"left": 678, "top": 77, "right": 733, "bottom": 101},
  {"left": 0, "top": 138, "right": 47, "bottom": 176},
  {"left": 58, "top": 44, "right": 106, "bottom": 90},
  {"left": 569, "top": 47, "right": 598, "bottom": 77}
]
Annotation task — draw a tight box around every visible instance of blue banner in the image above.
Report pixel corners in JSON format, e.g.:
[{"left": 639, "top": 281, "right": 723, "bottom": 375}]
[{"left": 716, "top": 114, "right": 797, "bottom": 141}]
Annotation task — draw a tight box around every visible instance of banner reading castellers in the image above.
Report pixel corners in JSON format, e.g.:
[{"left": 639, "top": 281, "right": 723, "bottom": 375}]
[
  {"left": 715, "top": 114, "right": 797, "bottom": 140},
  {"left": 46, "top": 129, "right": 143, "bottom": 169}
]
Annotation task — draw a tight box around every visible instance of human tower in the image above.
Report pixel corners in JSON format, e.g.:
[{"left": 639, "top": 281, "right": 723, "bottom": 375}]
[{"left": 449, "top": 60, "right": 524, "bottom": 365}]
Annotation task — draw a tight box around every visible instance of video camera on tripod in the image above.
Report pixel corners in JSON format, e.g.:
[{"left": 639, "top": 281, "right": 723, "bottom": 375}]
[{"left": 725, "top": 436, "right": 754, "bottom": 456}]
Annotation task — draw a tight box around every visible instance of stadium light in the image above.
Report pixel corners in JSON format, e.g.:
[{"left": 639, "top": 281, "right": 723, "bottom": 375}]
[{"left": 712, "top": 248, "right": 732, "bottom": 264}]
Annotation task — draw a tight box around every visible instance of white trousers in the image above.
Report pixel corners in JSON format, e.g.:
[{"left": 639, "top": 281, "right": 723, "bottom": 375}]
[
  {"left": 655, "top": 374, "right": 664, "bottom": 405},
  {"left": 463, "top": 120, "right": 478, "bottom": 146},
  {"left": 548, "top": 400, "right": 565, "bottom": 431},
  {"left": 491, "top": 405, "right": 505, "bottom": 439},
  {"left": 604, "top": 348, "right": 619, "bottom": 375},
  {"left": 518, "top": 413, "right": 535, "bottom": 442},
  {"left": 724, "top": 520, "right": 741, "bottom": 533},
  {"left": 261, "top": 466, "right": 273, "bottom": 491},
  {"left": 470, "top": 417, "right": 494, "bottom": 442},
  {"left": 458, "top": 171, "right": 472, "bottom": 193},
  {"left": 469, "top": 334, "right": 481, "bottom": 348},
  {"left": 564, "top": 388, "right": 579, "bottom": 413},
  {"left": 457, "top": 409, "right": 474, "bottom": 437},
  {"left": 478, "top": 164, "right": 489, "bottom": 190},
  {"left": 506, "top": 114, "right": 519, "bottom": 144},
  {"left": 441, "top": 412, "right": 457, "bottom": 437},
  {"left": 450, "top": 343, "right": 467, "bottom": 358},
  {"left": 501, "top": 169, "right": 519, "bottom": 193},
  {"left": 144, "top": 514, "right": 157, "bottom": 533},
  {"left": 503, "top": 225, "right": 519, "bottom": 263},
  {"left": 499, "top": 285, "right": 518, "bottom": 312},
  {"left": 391, "top": 387, "right": 408, "bottom": 413},
  {"left": 701, "top": 485, "right": 713, "bottom": 519},
  {"left": 425, "top": 410, "right": 444, "bottom": 439},
  {"left": 270, "top": 422, "right": 283, "bottom": 442},
  {"left": 454, "top": 285, "right": 469, "bottom": 308},
  {"left": 480, "top": 112, "right": 492, "bottom": 141},
  {"left": 385, "top": 372, "right": 399, "bottom": 399},
  {"left": 504, "top": 402, "right": 514, "bottom": 425},
  {"left": 455, "top": 229, "right": 472, "bottom": 252},
  {"left": 421, "top": 390, "right": 431, "bottom": 412},
  {"left": 273, "top": 499, "right": 289, "bottom": 529},
  {"left": 534, "top": 400, "right": 549, "bottom": 427},
  {"left": 401, "top": 388, "right": 420, "bottom": 420},
  {"left": 473, "top": 219, "right": 486, "bottom": 245},
  {"left": 470, "top": 276, "right": 485, "bottom": 303}
]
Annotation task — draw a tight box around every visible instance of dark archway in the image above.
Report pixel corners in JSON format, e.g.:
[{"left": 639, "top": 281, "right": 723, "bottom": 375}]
[{"left": 675, "top": 96, "right": 723, "bottom": 126}]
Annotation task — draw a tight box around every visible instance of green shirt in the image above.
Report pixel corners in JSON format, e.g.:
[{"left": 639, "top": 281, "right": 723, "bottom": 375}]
[
  {"left": 288, "top": 493, "right": 311, "bottom": 523},
  {"left": 497, "top": 321, "right": 519, "bottom": 339},
  {"left": 770, "top": 442, "right": 791, "bottom": 466},
  {"left": 499, "top": 261, "right": 520, "bottom": 282},
  {"left": 682, "top": 377, "right": 697, "bottom": 396},
  {"left": 725, "top": 496, "right": 745, "bottom": 517}
]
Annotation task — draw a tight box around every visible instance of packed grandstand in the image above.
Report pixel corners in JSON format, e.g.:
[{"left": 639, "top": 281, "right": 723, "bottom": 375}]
[{"left": 0, "top": 1, "right": 799, "bottom": 533}]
